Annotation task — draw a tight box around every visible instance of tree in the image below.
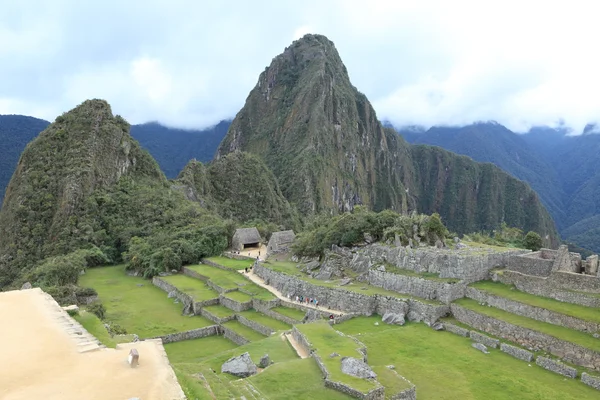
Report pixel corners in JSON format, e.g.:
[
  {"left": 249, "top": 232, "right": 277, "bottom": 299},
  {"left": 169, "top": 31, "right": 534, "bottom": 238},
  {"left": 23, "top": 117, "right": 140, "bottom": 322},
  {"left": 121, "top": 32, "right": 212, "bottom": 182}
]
[{"left": 524, "top": 231, "right": 542, "bottom": 251}]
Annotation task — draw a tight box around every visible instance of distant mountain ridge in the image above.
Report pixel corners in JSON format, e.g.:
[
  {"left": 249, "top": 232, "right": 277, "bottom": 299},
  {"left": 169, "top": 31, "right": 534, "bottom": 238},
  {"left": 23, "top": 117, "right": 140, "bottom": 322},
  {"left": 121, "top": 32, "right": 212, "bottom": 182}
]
[{"left": 401, "top": 122, "right": 600, "bottom": 252}]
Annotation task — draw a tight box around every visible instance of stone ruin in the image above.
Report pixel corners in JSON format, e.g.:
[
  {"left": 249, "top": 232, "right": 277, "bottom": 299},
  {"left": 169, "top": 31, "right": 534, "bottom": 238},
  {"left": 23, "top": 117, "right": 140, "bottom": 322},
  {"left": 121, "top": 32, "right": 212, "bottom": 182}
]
[{"left": 509, "top": 245, "right": 600, "bottom": 278}]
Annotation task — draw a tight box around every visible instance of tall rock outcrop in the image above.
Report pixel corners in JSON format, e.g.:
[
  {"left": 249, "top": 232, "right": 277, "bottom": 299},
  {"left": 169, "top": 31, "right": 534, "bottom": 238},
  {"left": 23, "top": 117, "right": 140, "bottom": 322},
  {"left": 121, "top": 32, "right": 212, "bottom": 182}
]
[{"left": 217, "top": 34, "right": 558, "bottom": 244}]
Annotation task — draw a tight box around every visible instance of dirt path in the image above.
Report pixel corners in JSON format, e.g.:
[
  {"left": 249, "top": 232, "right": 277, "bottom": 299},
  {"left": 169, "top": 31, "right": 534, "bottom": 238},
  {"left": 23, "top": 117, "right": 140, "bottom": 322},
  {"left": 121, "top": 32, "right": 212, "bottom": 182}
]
[
  {"left": 283, "top": 333, "right": 310, "bottom": 358},
  {"left": 0, "top": 288, "right": 185, "bottom": 400},
  {"left": 240, "top": 268, "right": 346, "bottom": 315}
]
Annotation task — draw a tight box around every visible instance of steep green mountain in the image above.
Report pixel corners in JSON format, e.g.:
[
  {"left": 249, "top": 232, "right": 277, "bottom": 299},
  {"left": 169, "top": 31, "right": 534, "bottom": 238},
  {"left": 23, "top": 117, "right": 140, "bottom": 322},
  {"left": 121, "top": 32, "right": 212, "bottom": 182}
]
[
  {"left": 0, "top": 115, "right": 50, "bottom": 207},
  {"left": 0, "top": 100, "right": 226, "bottom": 288},
  {"left": 401, "top": 123, "right": 566, "bottom": 230},
  {"left": 130, "top": 121, "right": 230, "bottom": 178},
  {"left": 217, "top": 34, "right": 558, "bottom": 243},
  {"left": 176, "top": 151, "right": 299, "bottom": 228},
  {"left": 0, "top": 118, "right": 230, "bottom": 207}
]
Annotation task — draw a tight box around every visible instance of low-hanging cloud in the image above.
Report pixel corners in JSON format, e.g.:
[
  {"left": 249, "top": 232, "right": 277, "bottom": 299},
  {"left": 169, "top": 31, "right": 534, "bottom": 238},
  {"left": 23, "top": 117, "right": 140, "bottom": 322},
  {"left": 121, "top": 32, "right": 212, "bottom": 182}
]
[{"left": 0, "top": 0, "right": 598, "bottom": 133}]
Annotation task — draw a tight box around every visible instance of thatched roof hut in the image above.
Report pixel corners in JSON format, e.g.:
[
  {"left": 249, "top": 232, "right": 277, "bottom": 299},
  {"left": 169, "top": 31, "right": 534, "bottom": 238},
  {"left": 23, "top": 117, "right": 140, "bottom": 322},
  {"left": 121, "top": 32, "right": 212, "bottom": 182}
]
[
  {"left": 232, "top": 227, "right": 262, "bottom": 251},
  {"left": 267, "top": 230, "right": 296, "bottom": 255}
]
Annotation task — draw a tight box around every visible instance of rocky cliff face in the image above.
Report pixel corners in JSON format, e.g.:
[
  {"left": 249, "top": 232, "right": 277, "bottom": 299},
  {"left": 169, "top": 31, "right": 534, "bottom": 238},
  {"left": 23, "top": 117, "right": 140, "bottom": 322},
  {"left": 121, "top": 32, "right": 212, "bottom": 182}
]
[
  {"left": 217, "top": 34, "right": 415, "bottom": 215},
  {"left": 217, "top": 34, "right": 558, "bottom": 244}
]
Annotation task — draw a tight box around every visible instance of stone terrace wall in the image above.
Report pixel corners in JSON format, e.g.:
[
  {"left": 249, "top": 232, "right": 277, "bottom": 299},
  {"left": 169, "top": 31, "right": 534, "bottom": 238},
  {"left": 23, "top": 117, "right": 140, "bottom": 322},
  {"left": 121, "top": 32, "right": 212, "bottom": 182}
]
[
  {"left": 291, "top": 326, "right": 312, "bottom": 356},
  {"left": 255, "top": 264, "right": 449, "bottom": 324},
  {"left": 451, "top": 304, "right": 600, "bottom": 371},
  {"left": 535, "top": 356, "right": 578, "bottom": 378},
  {"left": 500, "top": 343, "right": 533, "bottom": 362},
  {"left": 466, "top": 287, "right": 600, "bottom": 333},
  {"left": 237, "top": 314, "right": 273, "bottom": 336},
  {"left": 507, "top": 253, "right": 554, "bottom": 277},
  {"left": 261, "top": 308, "right": 301, "bottom": 325},
  {"left": 219, "top": 294, "right": 252, "bottom": 312},
  {"left": 152, "top": 277, "right": 219, "bottom": 315},
  {"left": 221, "top": 325, "right": 249, "bottom": 345},
  {"left": 352, "top": 244, "right": 528, "bottom": 283},
  {"left": 200, "top": 308, "right": 235, "bottom": 324},
  {"left": 551, "top": 271, "right": 600, "bottom": 293},
  {"left": 391, "top": 386, "right": 417, "bottom": 400},
  {"left": 155, "top": 325, "right": 220, "bottom": 344},
  {"left": 223, "top": 252, "right": 256, "bottom": 261},
  {"left": 367, "top": 269, "right": 467, "bottom": 304},
  {"left": 182, "top": 267, "right": 209, "bottom": 282},
  {"left": 581, "top": 373, "right": 600, "bottom": 391},
  {"left": 201, "top": 258, "right": 236, "bottom": 271},
  {"left": 493, "top": 270, "right": 600, "bottom": 307}
]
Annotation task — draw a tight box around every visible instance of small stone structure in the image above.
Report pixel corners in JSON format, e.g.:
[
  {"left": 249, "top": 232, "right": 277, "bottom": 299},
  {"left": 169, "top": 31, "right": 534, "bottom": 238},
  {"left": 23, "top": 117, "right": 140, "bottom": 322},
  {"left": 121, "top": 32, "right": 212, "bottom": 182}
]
[
  {"left": 128, "top": 349, "right": 139, "bottom": 367},
  {"left": 535, "top": 356, "right": 577, "bottom": 378},
  {"left": 232, "top": 227, "right": 262, "bottom": 251},
  {"left": 500, "top": 343, "right": 533, "bottom": 362},
  {"left": 581, "top": 372, "right": 600, "bottom": 391},
  {"left": 267, "top": 230, "right": 296, "bottom": 256}
]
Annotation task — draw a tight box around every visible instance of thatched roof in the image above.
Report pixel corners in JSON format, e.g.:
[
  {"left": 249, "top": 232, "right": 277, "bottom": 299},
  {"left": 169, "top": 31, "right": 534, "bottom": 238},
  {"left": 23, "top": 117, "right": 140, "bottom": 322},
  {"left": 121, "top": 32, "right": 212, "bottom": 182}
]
[
  {"left": 233, "top": 227, "right": 261, "bottom": 244},
  {"left": 269, "top": 230, "right": 296, "bottom": 246}
]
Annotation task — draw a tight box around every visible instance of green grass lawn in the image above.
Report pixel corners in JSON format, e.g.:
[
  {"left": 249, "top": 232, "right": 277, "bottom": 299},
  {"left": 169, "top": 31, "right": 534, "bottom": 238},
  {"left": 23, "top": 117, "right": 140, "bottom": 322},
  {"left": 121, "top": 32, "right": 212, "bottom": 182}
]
[
  {"left": 335, "top": 317, "right": 600, "bottom": 400},
  {"left": 222, "top": 320, "right": 268, "bottom": 342},
  {"left": 186, "top": 264, "right": 253, "bottom": 291},
  {"left": 202, "top": 305, "right": 235, "bottom": 318},
  {"left": 383, "top": 264, "right": 460, "bottom": 283},
  {"left": 249, "top": 358, "right": 353, "bottom": 399},
  {"left": 470, "top": 281, "right": 600, "bottom": 324},
  {"left": 371, "top": 365, "right": 413, "bottom": 398},
  {"left": 271, "top": 305, "right": 306, "bottom": 321},
  {"left": 161, "top": 274, "right": 219, "bottom": 301},
  {"left": 164, "top": 335, "right": 239, "bottom": 363},
  {"left": 262, "top": 261, "right": 440, "bottom": 304},
  {"left": 239, "top": 310, "right": 291, "bottom": 331},
  {"left": 204, "top": 256, "right": 254, "bottom": 270},
  {"left": 79, "top": 265, "right": 214, "bottom": 338},
  {"left": 455, "top": 298, "right": 600, "bottom": 352},
  {"left": 224, "top": 290, "right": 253, "bottom": 303},
  {"left": 297, "top": 321, "right": 379, "bottom": 393},
  {"left": 73, "top": 311, "right": 117, "bottom": 348},
  {"left": 238, "top": 282, "right": 277, "bottom": 301}
]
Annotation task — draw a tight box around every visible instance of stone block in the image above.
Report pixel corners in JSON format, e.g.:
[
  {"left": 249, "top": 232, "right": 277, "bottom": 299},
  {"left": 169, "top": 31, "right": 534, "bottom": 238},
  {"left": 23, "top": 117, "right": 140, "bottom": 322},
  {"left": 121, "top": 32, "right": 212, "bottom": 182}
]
[
  {"left": 444, "top": 323, "right": 469, "bottom": 337},
  {"left": 472, "top": 343, "right": 489, "bottom": 354},
  {"left": 470, "top": 331, "right": 499, "bottom": 348},
  {"left": 581, "top": 372, "right": 600, "bottom": 391},
  {"left": 128, "top": 348, "right": 139, "bottom": 367},
  {"left": 500, "top": 343, "right": 533, "bottom": 362},
  {"left": 535, "top": 356, "right": 577, "bottom": 378}
]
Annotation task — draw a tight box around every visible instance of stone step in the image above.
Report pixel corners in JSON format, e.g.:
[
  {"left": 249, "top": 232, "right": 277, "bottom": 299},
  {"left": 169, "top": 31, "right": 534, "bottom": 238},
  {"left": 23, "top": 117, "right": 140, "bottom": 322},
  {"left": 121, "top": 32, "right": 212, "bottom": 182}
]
[{"left": 451, "top": 299, "right": 600, "bottom": 371}]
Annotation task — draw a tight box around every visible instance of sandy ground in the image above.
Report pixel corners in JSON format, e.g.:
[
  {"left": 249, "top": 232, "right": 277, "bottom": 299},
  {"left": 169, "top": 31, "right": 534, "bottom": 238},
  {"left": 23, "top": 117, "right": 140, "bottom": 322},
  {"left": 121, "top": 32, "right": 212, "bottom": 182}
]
[
  {"left": 0, "top": 288, "right": 185, "bottom": 400},
  {"left": 240, "top": 268, "right": 346, "bottom": 315},
  {"left": 237, "top": 244, "right": 268, "bottom": 261}
]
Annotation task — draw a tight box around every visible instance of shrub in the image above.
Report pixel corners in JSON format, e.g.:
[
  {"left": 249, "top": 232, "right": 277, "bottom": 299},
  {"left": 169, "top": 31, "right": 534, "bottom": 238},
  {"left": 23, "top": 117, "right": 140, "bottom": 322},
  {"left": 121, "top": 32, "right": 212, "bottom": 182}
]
[
  {"left": 88, "top": 302, "right": 106, "bottom": 320},
  {"left": 524, "top": 231, "right": 542, "bottom": 251}
]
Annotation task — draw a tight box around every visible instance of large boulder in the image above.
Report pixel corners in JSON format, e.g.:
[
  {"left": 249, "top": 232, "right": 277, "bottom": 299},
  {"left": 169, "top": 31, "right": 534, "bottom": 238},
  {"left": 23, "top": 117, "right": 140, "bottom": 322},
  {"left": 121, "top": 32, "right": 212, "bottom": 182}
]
[
  {"left": 303, "top": 309, "right": 321, "bottom": 323},
  {"left": 382, "top": 312, "right": 405, "bottom": 325},
  {"left": 472, "top": 343, "right": 489, "bottom": 354},
  {"left": 258, "top": 354, "right": 270, "bottom": 368},
  {"left": 341, "top": 357, "right": 377, "bottom": 379},
  {"left": 21, "top": 282, "right": 32, "bottom": 290},
  {"left": 221, "top": 352, "right": 258, "bottom": 378}
]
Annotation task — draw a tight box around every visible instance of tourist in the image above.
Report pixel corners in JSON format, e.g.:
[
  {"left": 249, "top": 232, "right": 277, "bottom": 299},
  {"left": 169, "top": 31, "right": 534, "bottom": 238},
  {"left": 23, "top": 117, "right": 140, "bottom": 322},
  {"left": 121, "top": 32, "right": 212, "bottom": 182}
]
[
  {"left": 245, "top": 267, "right": 248, "bottom": 273},
  {"left": 315, "top": 300, "right": 319, "bottom": 307},
  {"left": 329, "top": 314, "right": 334, "bottom": 320},
  {"left": 295, "top": 295, "right": 299, "bottom": 302}
]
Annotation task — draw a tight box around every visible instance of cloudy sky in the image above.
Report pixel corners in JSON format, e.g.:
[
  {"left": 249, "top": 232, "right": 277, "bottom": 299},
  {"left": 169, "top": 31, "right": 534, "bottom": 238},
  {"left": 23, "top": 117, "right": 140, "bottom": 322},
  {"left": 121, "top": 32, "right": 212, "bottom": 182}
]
[{"left": 1, "top": 0, "right": 598, "bottom": 133}]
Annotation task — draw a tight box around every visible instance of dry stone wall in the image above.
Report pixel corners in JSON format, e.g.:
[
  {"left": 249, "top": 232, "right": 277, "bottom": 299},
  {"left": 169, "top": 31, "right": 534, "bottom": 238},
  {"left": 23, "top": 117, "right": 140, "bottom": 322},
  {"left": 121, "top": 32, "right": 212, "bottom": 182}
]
[
  {"left": 507, "top": 253, "right": 554, "bottom": 277},
  {"left": 466, "top": 287, "right": 600, "bottom": 333},
  {"left": 551, "top": 271, "right": 600, "bottom": 293},
  {"left": 255, "top": 264, "right": 449, "bottom": 324},
  {"left": 470, "top": 331, "right": 499, "bottom": 348},
  {"left": 581, "top": 373, "right": 600, "bottom": 391},
  {"left": 492, "top": 270, "right": 600, "bottom": 308},
  {"left": 444, "top": 323, "right": 469, "bottom": 337},
  {"left": 366, "top": 269, "right": 466, "bottom": 303},
  {"left": 500, "top": 343, "right": 533, "bottom": 362},
  {"left": 221, "top": 325, "right": 250, "bottom": 345},
  {"left": 200, "top": 308, "right": 235, "bottom": 324},
  {"left": 219, "top": 294, "right": 252, "bottom": 312},
  {"left": 451, "top": 304, "right": 600, "bottom": 371},
  {"left": 348, "top": 244, "right": 527, "bottom": 282},
  {"left": 152, "top": 277, "right": 219, "bottom": 315},
  {"left": 324, "top": 379, "right": 384, "bottom": 400},
  {"left": 391, "top": 385, "right": 417, "bottom": 400},
  {"left": 237, "top": 314, "right": 273, "bottom": 336},
  {"left": 535, "top": 356, "right": 578, "bottom": 378},
  {"left": 155, "top": 325, "right": 220, "bottom": 344}
]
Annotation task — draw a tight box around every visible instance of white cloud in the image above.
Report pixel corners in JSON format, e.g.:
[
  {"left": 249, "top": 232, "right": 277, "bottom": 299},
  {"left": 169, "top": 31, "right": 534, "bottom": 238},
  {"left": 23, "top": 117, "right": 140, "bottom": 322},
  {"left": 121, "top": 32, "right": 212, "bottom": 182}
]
[{"left": 0, "top": 0, "right": 598, "bottom": 133}]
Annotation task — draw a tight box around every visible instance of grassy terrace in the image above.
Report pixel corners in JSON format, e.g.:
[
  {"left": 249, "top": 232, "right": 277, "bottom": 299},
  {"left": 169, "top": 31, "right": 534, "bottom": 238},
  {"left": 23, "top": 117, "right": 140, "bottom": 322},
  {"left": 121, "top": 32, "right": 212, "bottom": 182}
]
[
  {"left": 187, "top": 264, "right": 275, "bottom": 300},
  {"left": 272, "top": 306, "right": 306, "bottom": 321},
  {"left": 79, "top": 265, "right": 214, "bottom": 338},
  {"left": 73, "top": 311, "right": 134, "bottom": 348},
  {"left": 455, "top": 298, "right": 600, "bottom": 351},
  {"left": 224, "top": 290, "right": 253, "bottom": 303},
  {"left": 371, "top": 366, "right": 413, "bottom": 399},
  {"left": 165, "top": 336, "right": 239, "bottom": 363},
  {"left": 204, "top": 256, "right": 254, "bottom": 270},
  {"left": 202, "top": 305, "right": 235, "bottom": 318},
  {"left": 470, "top": 281, "right": 600, "bottom": 324},
  {"left": 262, "top": 260, "right": 440, "bottom": 304},
  {"left": 335, "top": 317, "right": 599, "bottom": 400},
  {"left": 239, "top": 310, "right": 291, "bottom": 331},
  {"left": 161, "top": 274, "right": 219, "bottom": 301},
  {"left": 297, "top": 321, "right": 379, "bottom": 393},
  {"left": 222, "top": 320, "right": 268, "bottom": 341}
]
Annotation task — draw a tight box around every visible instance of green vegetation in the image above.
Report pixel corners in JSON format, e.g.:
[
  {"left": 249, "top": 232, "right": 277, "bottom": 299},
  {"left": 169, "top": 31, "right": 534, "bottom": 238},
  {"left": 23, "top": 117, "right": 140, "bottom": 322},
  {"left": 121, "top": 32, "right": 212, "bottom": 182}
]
[
  {"left": 204, "top": 256, "right": 254, "bottom": 270},
  {"left": 249, "top": 358, "right": 353, "bottom": 399},
  {"left": 79, "top": 265, "right": 213, "bottom": 338},
  {"left": 271, "top": 306, "right": 306, "bottom": 321},
  {"left": 239, "top": 310, "right": 291, "bottom": 331},
  {"left": 455, "top": 299, "right": 600, "bottom": 351},
  {"left": 164, "top": 336, "right": 239, "bottom": 363},
  {"left": 160, "top": 275, "right": 219, "bottom": 301},
  {"left": 222, "top": 320, "right": 267, "bottom": 342},
  {"left": 297, "top": 322, "right": 379, "bottom": 393},
  {"left": 202, "top": 305, "right": 235, "bottom": 318},
  {"left": 186, "top": 264, "right": 250, "bottom": 290},
  {"left": 73, "top": 310, "right": 117, "bottom": 348},
  {"left": 223, "top": 290, "right": 253, "bottom": 303},
  {"left": 371, "top": 366, "right": 413, "bottom": 398},
  {"left": 524, "top": 231, "right": 543, "bottom": 251},
  {"left": 470, "top": 281, "right": 600, "bottom": 324},
  {"left": 335, "top": 317, "right": 599, "bottom": 400}
]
